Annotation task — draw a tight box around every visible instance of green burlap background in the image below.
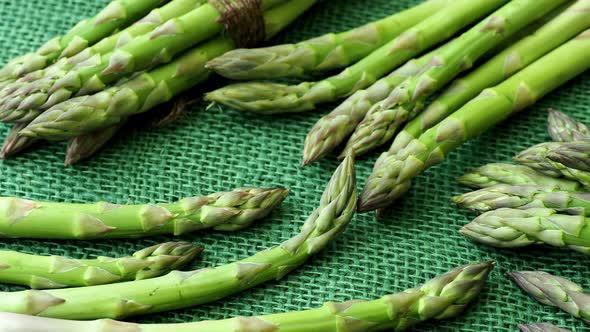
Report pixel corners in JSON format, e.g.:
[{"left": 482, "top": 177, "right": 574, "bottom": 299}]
[{"left": 0, "top": 0, "right": 589, "bottom": 330}]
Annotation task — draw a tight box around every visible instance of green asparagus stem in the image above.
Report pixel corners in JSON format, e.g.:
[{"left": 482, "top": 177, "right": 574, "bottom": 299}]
[
  {"left": 207, "top": 0, "right": 450, "bottom": 80},
  {"left": 0, "top": 261, "right": 493, "bottom": 330},
  {"left": 64, "top": 122, "right": 126, "bottom": 166},
  {"left": 19, "top": 0, "right": 317, "bottom": 140},
  {"left": 519, "top": 323, "right": 572, "bottom": 332},
  {"left": 508, "top": 271, "right": 590, "bottom": 322},
  {"left": 358, "top": 28, "right": 590, "bottom": 212},
  {"left": 343, "top": 0, "right": 570, "bottom": 158},
  {"left": 453, "top": 184, "right": 590, "bottom": 213},
  {"left": 302, "top": 48, "right": 438, "bottom": 166},
  {"left": 0, "top": 187, "right": 288, "bottom": 239},
  {"left": 460, "top": 207, "right": 590, "bottom": 254},
  {"left": 547, "top": 108, "right": 590, "bottom": 142},
  {"left": 0, "top": 123, "right": 39, "bottom": 159},
  {"left": 514, "top": 142, "right": 590, "bottom": 187},
  {"left": 0, "top": 155, "right": 356, "bottom": 319},
  {"left": 390, "top": 1, "right": 590, "bottom": 155},
  {"left": 0, "top": 0, "right": 170, "bottom": 81},
  {"left": 205, "top": 0, "right": 508, "bottom": 114},
  {"left": 548, "top": 140, "right": 590, "bottom": 172},
  {"left": 0, "top": 0, "right": 287, "bottom": 124},
  {"left": 457, "top": 163, "right": 583, "bottom": 191},
  {"left": 0, "top": 242, "right": 202, "bottom": 289}
]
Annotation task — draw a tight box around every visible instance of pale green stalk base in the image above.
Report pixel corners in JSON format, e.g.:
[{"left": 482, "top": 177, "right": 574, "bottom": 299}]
[
  {"left": 0, "top": 261, "right": 493, "bottom": 330},
  {"left": 0, "top": 242, "right": 202, "bottom": 289},
  {"left": 0, "top": 156, "right": 356, "bottom": 319},
  {"left": 0, "top": 187, "right": 289, "bottom": 239}
]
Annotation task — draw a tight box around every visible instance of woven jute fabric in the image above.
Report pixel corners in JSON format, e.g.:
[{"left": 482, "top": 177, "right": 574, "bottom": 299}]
[{"left": 0, "top": 0, "right": 589, "bottom": 330}]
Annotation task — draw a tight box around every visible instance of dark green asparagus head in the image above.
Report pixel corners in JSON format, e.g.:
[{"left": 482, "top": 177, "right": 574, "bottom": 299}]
[
  {"left": 518, "top": 323, "right": 572, "bottom": 332},
  {"left": 132, "top": 242, "right": 203, "bottom": 279},
  {"left": 205, "top": 81, "right": 330, "bottom": 114},
  {"left": 386, "top": 261, "right": 494, "bottom": 330},
  {"left": 548, "top": 140, "right": 590, "bottom": 172},
  {"left": 457, "top": 163, "right": 582, "bottom": 191},
  {"left": 547, "top": 108, "right": 590, "bottom": 142},
  {"left": 514, "top": 142, "right": 563, "bottom": 177},
  {"left": 460, "top": 207, "right": 587, "bottom": 250},
  {"left": 508, "top": 271, "right": 590, "bottom": 322},
  {"left": 188, "top": 187, "right": 290, "bottom": 232},
  {"left": 281, "top": 154, "right": 357, "bottom": 255}
]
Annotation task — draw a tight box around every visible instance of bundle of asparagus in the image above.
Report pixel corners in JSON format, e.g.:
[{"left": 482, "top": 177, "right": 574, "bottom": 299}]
[
  {"left": 455, "top": 111, "right": 590, "bottom": 254},
  {"left": 203, "top": 0, "right": 590, "bottom": 214},
  {"left": 0, "top": 0, "right": 318, "bottom": 164}
]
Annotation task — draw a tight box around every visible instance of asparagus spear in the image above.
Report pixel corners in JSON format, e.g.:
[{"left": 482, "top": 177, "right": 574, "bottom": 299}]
[
  {"left": 0, "top": 123, "right": 38, "bottom": 159},
  {"left": 390, "top": 1, "right": 590, "bottom": 155},
  {"left": 460, "top": 207, "right": 590, "bottom": 254},
  {"left": 457, "top": 163, "right": 583, "bottom": 191},
  {"left": 19, "top": 0, "right": 317, "bottom": 140},
  {"left": 0, "top": 155, "right": 356, "bottom": 319},
  {"left": 302, "top": 48, "right": 438, "bottom": 166},
  {"left": 0, "top": 0, "right": 170, "bottom": 81},
  {"left": 508, "top": 271, "right": 590, "bottom": 322},
  {"left": 343, "top": 0, "right": 570, "bottom": 158},
  {"left": 64, "top": 122, "right": 126, "bottom": 166},
  {"left": 519, "top": 323, "right": 572, "bottom": 332},
  {"left": 205, "top": 0, "right": 508, "bottom": 114},
  {"left": 0, "top": 242, "right": 201, "bottom": 289},
  {"left": 547, "top": 108, "right": 590, "bottom": 142},
  {"left": 514, "top": 142, "right": 590, "bottom": 187},
  {"left": 548, "top": 140, "right": 590, "bottom": 172},
  {"left": 0, "top": 261, "right": 493, "bottom": 330},
  {"left": 0, "top": 187, "right": 288, "bottom": 239},
  {"left": 206, "top": 0, "right": 450, "bottom": 80},
  {"left": 358, "top": 28, "right": 590, "bottom": 212},
  {"left": 0, "top": 0, "right": 288, "bottom": 124},
  {"left": 453, "top": 185, "right": 590, "bottom": 213}
]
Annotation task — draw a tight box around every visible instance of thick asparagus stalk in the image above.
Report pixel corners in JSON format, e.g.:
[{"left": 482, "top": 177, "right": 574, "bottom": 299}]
[
  {"left": 0, "top": 0, "right": 170, "bottom": 81},
  {"left": 207, "top": 0, "right": 450, "bottom": 80},
  {"left": 460, "top": 207, "right": 590, "bottom": 254},
  {"left": 0, "top": 261, "right": 493, "bottom": 331},
  {"left": 548, "top": 140, "right": 590, "bottom": 172},
  {"left": 547, "top": 108, "right": 590, "bottom": 142},
  {"left": 514, "top": 142, "right": 590, "bottom": 187},
  {"left": 0, "top": 156, "right": 356, "bottom": 319},
  {"left": 509, "top": 271, "right": 590, "bottom": 322},
  {"left": 0, "top": 187, "right": 288, "bottom": 239},
  {"left": 344, "top": 0, "right": 570, "bottom": 157},
  {"left": 19, "top": 0, "right": 316, "bottom": 140},
  {"left": 64, "top": 122, "right": 126, "bottom": 166},
  {"left": 205, "top": 0, "right": 508, "bottom": 114},
  {"left": 390, "top": 1, "right": 590, "bottom": 154},
  {"left": 358, "top": 28, "right": 590, "bottom": 212},
  {"left": 0, "top": 123, "right": 38, "bottom": 159},
  {"left": 453, "top": 185, "right": 590, "bottom": 213},
  {"left": 457, "top": 163, "right": 583, "bottom": 191},
  {"left": 0, "top": 242, "right": 201, "bottom": 289},
  {"left": 0, "top": 0, "right": 288, "bottom": 124},
  {"left": 302, "top": 49, "right": 438, "bottom": 166},
  {"left": 519, "top": 323, "right": 572, "bottom": 332}
]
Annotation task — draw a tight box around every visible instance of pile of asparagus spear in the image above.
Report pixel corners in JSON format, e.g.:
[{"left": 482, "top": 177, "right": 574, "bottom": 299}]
[
  {"left": 0, "top": 0, "right": 319, "bottom": 165},
  {"left": 206, "top": 0, "right": 590, "bottom": 214}
]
